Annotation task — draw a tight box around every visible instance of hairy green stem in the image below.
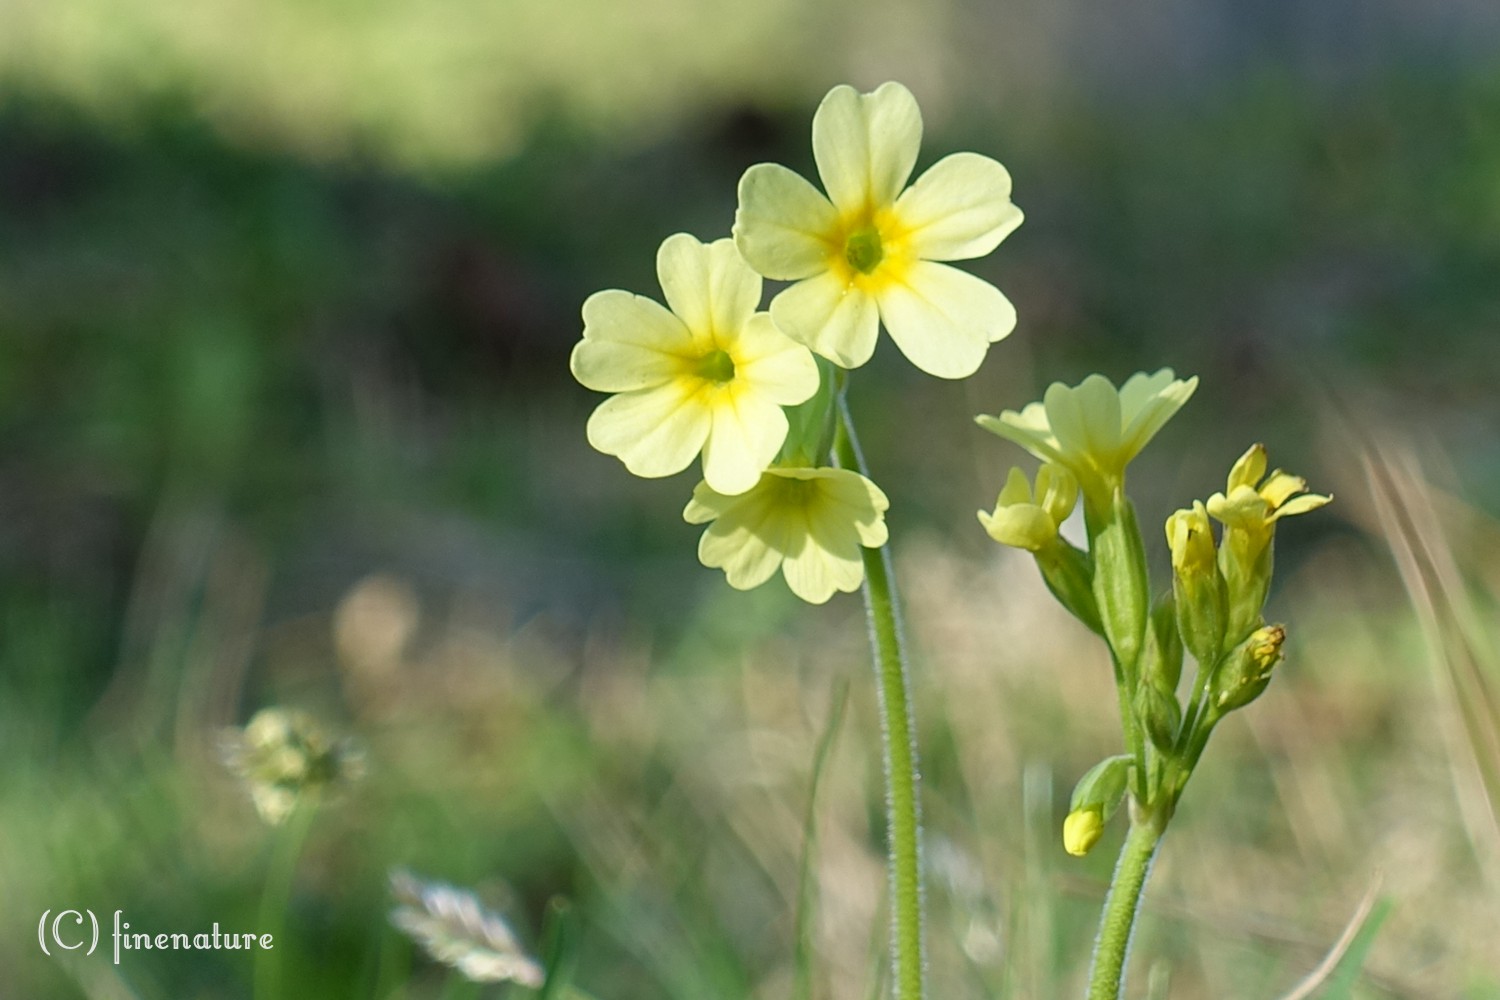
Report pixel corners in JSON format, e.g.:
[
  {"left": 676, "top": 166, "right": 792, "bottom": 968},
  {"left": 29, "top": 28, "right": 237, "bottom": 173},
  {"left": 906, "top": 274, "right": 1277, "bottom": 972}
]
[
  {"left": 835, "top": 396, "right": 925, "bottom": 1000},
  {"left": 1086, "top": 814, "right": 1164, "bottom": 1000}
]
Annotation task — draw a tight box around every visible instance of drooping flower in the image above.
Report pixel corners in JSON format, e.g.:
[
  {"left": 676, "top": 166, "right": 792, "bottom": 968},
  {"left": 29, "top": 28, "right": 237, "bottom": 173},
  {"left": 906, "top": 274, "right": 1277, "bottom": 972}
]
[
  {"left": 977, "top": 463, "right": 1078, "bottom": 552},
  {"left": 389, "top": 870, "right": 545, "bottom": 988},
  {"left": 572, "top": 234, "right": 820, "bottom": 495},
  {"left": 683, "top": 466, "right": 889, "bottom": 604},
  {"left": 733, "top": 82, "right": 1022, "bottom": 380},
  {"left": 976, "top": 369, "right": 1198, "bottom": 513}
]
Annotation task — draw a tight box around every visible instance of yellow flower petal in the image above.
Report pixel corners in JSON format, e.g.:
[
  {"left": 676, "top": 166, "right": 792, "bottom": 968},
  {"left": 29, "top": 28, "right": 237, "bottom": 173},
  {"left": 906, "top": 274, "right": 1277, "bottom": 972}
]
[
  {"left": 811, "top": 82, "right": 922, "bottom": 216},
  {"left": 1272, "top": 492, "right": 1332, "bottom": 519},
  {"left": 572, "top": 290, "right": 695, "bottom": 392},
  {"left": 894, "top": 152, "right": 1023, "bottom": 262},
  {"left": 769, "top": 270, "right": 880, "bottom": 369},
  {"left": 975, "top": 402, "right": 1066, "bottom": 466},
  {"left": 813, "top": 468, "right": 891, "bottom": 547},
  {"left": 1118, "top": 370, "right": 1198, "bottom": 461},
  {"left": 784, "top": 539, "right": 857, "bottom": 604},
  {"left": 656, "top": 234, "right": 760, "bottom": 346},
  {"left": 701, "top": 393, "right": 791, "bottom": 496},
  {"left": 734, "top": 163, "right": 840, "bottom": 281},
  {"left": 1226, "top": 443, "right": 1268, "bottom": 493},
  {"left": 875, "top": 261, "right": 1015, "bottom": 379},
  {"left": 585, "top": 382, "right": 710, "bottom": 479},
  {"left": 732, "top": 313, "right": 821, "bottom": 406},
  {"left": 699, "top": 509, "right": 786, "bottom": 591},
  {"left": 1044, "top": 375, "right": 1121, "bottom": 470},
  {"left": 999, "top": 465, "right": 1033, "bottom": 506}
]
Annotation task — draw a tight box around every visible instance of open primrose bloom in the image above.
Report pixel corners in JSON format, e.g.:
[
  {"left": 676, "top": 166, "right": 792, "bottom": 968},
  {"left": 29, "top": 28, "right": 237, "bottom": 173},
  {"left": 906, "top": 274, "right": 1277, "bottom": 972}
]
[
  {"left": 684, "top": 466, "right": 889, "bottom": 604},
  {"left": 734, "top": 82, "right": 1023, "bottom": 379},
  {"left": 571, "top": 234, "right": 820, "bottom": 496},
  {"left": 976, "top": 369, "right": 1198, "bottom": 515}
]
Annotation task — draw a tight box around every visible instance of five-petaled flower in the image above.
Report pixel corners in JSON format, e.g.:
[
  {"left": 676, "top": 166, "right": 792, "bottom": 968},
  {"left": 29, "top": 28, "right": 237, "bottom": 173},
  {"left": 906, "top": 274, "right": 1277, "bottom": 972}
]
[
  {"left": 571, "top": 234, "right": 821, "bottom": 496},
  {"left": 734, "top": 82, "right": 1022, "bottom": 380},
  {"left": 683, "top": 467, "right": 889, "bottom": 604},
  {"left": 976, "top": 369, "right": 1198, "bottom": 515}
]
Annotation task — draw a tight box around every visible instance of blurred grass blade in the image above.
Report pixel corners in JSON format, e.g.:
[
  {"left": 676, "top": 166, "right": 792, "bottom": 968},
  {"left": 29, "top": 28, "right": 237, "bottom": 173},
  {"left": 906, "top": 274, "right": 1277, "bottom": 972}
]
[
  {"left": 538, "top": 897, "right": 579, "bottom": 1000},
  {"left": 1274, "top": 873, "right": 1387, "bottom": 1000},
  {"left": 793, "top": 676, "right": 850, "bottom": 1000},
  {"left": 1362, "top": 443, "right": 1500, "bottom": 882}
]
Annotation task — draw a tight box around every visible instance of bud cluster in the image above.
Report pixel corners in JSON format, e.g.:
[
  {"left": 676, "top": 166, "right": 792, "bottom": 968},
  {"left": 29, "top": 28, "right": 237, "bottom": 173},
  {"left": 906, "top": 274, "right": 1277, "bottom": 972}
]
[{"left": 980, "top": 384, "right": 1330, "bottom": 855}]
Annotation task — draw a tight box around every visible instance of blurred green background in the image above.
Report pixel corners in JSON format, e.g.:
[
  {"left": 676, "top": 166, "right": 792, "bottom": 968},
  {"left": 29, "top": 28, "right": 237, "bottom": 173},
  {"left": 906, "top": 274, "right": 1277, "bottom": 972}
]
[{"left": 3, "top": 0, "right": 1500, "bottom": 997}]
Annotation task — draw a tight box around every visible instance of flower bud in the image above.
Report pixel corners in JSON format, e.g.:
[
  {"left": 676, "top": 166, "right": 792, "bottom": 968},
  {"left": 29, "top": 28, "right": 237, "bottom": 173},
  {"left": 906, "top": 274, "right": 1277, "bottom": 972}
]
[
  {"left": 1063, "top": 808, "right": 1105, "bottom": 857},
  {"left": 1134, "top": 681, "right": 1182, "bottom": 752},
  {"left": 1142, "top": 594, "right": 1184, "bottom": 694},
  {"left": 1165, "top": 501, "right": 1228, "bottom": 664},
  {"left": 1213, "top": 624, "right": 1286, "bottom": 712},
  {"left": 1068, "top": 753, "right": 1132, "bottom": 849}
]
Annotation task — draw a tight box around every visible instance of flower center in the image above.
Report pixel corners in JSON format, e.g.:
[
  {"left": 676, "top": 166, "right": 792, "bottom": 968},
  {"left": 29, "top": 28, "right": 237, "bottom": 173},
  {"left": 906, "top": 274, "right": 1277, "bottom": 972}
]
[
  {"left": 843, "top": 225, "right": 884, "bottom": 275},
  {"left": 696, "top": 349, "right": 736, "bottom": 384}
]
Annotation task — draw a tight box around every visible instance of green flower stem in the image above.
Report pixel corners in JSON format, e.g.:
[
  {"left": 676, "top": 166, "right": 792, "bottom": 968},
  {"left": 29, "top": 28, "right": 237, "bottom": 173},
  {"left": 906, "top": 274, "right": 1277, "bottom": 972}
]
[
  {"left": 1111, "top": 654, "right": 1149, "bottom": 802},
  {"left": 254, "top": 804, "right": 316, "bottom": 1000},
  {"left": 1086, "top": 812, "right": 1165, "bottom": 1000},
  {"left": 834, "top": 395, "right": 926, "bottom": 1000}
]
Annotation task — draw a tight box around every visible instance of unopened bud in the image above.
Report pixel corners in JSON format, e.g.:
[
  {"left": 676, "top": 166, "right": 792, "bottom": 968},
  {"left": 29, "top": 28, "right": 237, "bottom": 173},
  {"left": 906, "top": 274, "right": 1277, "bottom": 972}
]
[
  {"left": 1134, "top": 682, "right": 1182, "bottom": 752},
  {"left": 1213, "top": 624, "right": 1286, "bottom": 712},
  {"left": 1090, "top": 489, "right": 1151, "bottom": 668},
  {"left": 1165, "top": 501, "right": 1228, "bottom": 664},
  {"left": 1063, "top": 808, "right": 1105, "bottom": 857}
]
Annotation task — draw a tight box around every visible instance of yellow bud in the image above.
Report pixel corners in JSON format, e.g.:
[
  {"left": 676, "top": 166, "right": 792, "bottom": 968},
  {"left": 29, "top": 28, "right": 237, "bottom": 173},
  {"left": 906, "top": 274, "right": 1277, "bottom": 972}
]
[
  {"left": 1258, "top": 470, "right": 1307, "bottom": 509},
  {"left": 1165, "top": 501, "right": 1215, "bottom": 575},
  {"left": 1213, "top": 624, "right": 1287, "bottom": 712},
  {"left": 1247, "top": 624, "right": 1286, "bottom": 674},
  {"left": 1063, "top": 808, "right": 1105, "bottom": 857}
]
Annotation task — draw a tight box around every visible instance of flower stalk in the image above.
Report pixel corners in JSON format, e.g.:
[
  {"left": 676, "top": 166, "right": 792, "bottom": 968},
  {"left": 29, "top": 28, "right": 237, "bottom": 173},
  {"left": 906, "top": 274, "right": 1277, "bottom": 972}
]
[
  {"left": 1086, "top": 810, "right": 1165, "bottom": 1000},
  {"left": 835, "top": 394, "right": 926, "bottom": 1000}
]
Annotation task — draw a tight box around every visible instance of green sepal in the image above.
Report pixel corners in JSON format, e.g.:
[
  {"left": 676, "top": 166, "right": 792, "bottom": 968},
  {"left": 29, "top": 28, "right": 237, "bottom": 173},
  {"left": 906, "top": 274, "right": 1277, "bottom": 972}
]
[
  {"left": 1143, "top": 592, "right": 1183, "bottom": 694},
  {"left": 1035, "top": 541, "right": 1103, "bottom": 635},
  {"left": 1211, "top": 624, "right": 1285, "bottom": 713},
  {"left": 1069, "top": 754, "right": 1134, "bottom": 820},
  {"left": 1134, "top": 682, "right": 1182, "bottom": 752},
  {"left": 1219, "top": 533, "right": 1274, "bottom": 647},
  {"left": 1089, "top": 489, "right": 1151, "bottom": 669},
  {"left": 776, "top": 356, "right": 842, "bottom": 467}
]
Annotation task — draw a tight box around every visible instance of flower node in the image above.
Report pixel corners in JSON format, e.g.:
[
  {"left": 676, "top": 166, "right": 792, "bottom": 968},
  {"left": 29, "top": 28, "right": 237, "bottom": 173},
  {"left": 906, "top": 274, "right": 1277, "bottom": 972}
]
[
  {"left": 696, "top": 348, "right": 736, "bottom": 384},
  {"left": 844, "top": 225, "right": 885, "bottom": 275}
]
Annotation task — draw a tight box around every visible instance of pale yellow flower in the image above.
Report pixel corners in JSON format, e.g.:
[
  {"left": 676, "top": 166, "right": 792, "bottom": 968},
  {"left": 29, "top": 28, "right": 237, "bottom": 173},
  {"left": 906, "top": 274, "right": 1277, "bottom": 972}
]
[
  {"left": 1205, "top": 443, "right": 1333, "bottom": 532},
  {"left": 977, "top": 463, "right": 1078, "bottom": 551},
  {"left": 572, "top": 234, "right": 820, "bottom": 495},
  {"left": 976, "top": 369, "right": 1198, "bottom": 511},
  {"left": 683, "top": 467, "right": 889, "bottom": 604},
  {"left": 733, "top": 82, "right": 1022, "bottom": 379}
]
